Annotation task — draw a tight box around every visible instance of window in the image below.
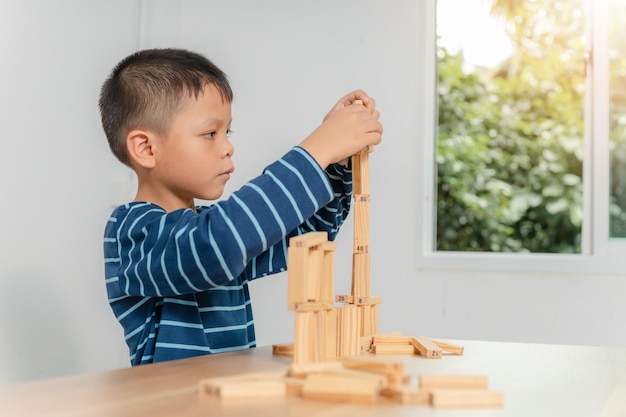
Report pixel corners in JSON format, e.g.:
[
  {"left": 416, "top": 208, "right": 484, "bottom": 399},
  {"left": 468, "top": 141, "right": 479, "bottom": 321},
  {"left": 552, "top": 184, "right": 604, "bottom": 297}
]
[{"left": 419, "top": 0, "right": 625, "bottom": 273}]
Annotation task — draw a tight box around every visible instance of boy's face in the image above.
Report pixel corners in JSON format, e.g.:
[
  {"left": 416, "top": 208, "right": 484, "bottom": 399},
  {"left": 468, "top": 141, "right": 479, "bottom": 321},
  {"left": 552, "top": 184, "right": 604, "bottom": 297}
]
[{"left": 152, "top": 83, "right": 234, "bottom": 209}]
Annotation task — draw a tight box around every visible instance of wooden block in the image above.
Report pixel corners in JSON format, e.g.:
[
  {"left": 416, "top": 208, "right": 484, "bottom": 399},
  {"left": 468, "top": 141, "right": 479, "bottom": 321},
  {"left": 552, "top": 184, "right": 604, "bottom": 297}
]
[
  {"left": 301, "top": 372, "right": 380, "bottom": 404},
  {"left": 292, "top": 301, "right": 333, "bottom": 312},
  {"left": 310, "top": 311, "right": 323, "bottom": 363},
  {"left": 272, "top": 343, "right": 294, "bottom": 356},
  {"left": 371, "top": 304, "right": 379, "bottom": 335},
  {"left": 359, "top": 305, "right": 370, "bottom": 337},
  {"left": 335, "top": 294, "right": 354, "bottom": 304},
  {"left": 353, "top": 99, "right": 364, "bottom": 105},
  {"left": 412, "top": 336, "right": 442, "bottom": 359},
  {"left": 287, "top": 246, "right": 307, "bottom": 310},
  {"left": 289, "top": 231, "right": 329, "bottom": 248},
  {"left": 431, "top": 339, "right": 464, "bottom": 355},
  {"left": 293, "top": 311, "right": 313, "bottom": 364},
  {"left": 381, "top": 386, "right": 429, "bottom": 404},
  {"left": 374, "top": 331, "right": 404, "bottom": 337},
  {"left": 306, "top": 248, "right": 323, "bottom": 302},
  {"left": 335, "top": 307, "right": 342, "bottom": 358},
  {"left": 352, "top": 148, "right": 370, "bottom": 195},
  {"left": 360, "top": 335, "right": 373, "bottom": 352},
  {"left": 319, "top": 241, "right": 337, "bottom": 251},
  {"left": 353, "top": 151, "right": 363, "bottom": 195},
  {"left": 353, "top": 194, "right": 370, "bottom": 253},
  {"left": 341, "top": 356, "right": 411, "bottom": 385},
  {"left": 320, "top": 243, "right": 335, "bottom": 304},
  {"left": 352, "top": 153, "right": 368, "bottom": 196},
  {"left": 342, "top": 356, "right": 405, "bottom": 375},
  {"left": 339, "top": 304, "right": 361, "bottom": 358},
  {"left": 387, "top": 373, "right": 412, "bottom": 386},
  {"left": 199, "top": 371, "right": 286, "bottom": 387},
  {"left": 199, "top": 372, "right": 287, "bottom": 399},
  {"left": 430, "top": 390, "right": 504, "bottom": 408},
  {"left": 283, "top": 377, "right": 305, "bottom": 396},
  {"left": 323, "top": 369, "right": 388, "bottom": 389},
  {"left": 351, "top": 253, "right": 371, "bottom": 298},
  {"left": 204, "top": 380, "right": 286, "bottom": 399},
  {"left": 355, "top": 295, "right": 382, "bottom": 306},
  {"left": 372, "top": 344, "right": 416, "bottom": 355},
  {"left": 287, "top": 360, "right": 343, "bottom": 378},
  {"left": 372, "top": 336, "right": 413, "bottom": 345},
  {"left": 420, "top": 374, "right": 488, "bottom": 391},
  {"left": 324, "top": 308, "right": 339, "bottom": 360}
]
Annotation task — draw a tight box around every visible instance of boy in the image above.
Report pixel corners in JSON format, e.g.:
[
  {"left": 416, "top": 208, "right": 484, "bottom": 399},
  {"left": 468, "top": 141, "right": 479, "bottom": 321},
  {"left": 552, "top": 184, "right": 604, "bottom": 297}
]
[{"left": 99, "top": 48, "right": 382, "bottom": 365}]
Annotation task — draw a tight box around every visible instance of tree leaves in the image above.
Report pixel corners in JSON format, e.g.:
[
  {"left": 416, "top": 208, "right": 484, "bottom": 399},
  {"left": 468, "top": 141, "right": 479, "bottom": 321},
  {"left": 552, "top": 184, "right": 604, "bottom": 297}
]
[{"left": 436, "top": 0, "right": 584, "bottom": 252}]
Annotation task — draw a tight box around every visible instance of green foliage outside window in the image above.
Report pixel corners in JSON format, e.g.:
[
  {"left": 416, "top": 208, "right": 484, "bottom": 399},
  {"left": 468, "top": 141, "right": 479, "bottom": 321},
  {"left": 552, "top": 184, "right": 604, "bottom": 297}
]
[{"left": 436, "top": 0, "right": 585, "bottom": 252}]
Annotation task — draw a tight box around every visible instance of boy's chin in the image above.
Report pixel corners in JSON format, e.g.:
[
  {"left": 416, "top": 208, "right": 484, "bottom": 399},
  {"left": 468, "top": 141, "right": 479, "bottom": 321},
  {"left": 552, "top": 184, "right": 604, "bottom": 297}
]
[{"left": 199, "top": 189, "right": 225, "bottom": 202}]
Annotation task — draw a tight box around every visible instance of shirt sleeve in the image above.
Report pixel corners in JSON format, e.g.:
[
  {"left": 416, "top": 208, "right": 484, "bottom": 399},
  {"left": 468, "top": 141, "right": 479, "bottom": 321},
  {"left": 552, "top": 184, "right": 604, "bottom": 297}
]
[
  {"left": 239, "top": 158, "right": 353, "bottom": 281},
  {"left": 105, "top": 147, "right": 339, "bottom": 297}
]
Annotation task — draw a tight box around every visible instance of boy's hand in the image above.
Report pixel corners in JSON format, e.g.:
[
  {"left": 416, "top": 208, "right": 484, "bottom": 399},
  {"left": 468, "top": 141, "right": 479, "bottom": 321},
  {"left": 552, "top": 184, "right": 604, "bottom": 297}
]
[{"left": 300, "top": 90, "right": 383, "bottom": 169}]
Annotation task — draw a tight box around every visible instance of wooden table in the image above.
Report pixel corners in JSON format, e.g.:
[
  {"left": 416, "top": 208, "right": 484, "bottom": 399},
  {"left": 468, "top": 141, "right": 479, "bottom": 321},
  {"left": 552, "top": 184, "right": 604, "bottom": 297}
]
[{"left": 2, "top": 340, "right": 626, "bottom": 417}]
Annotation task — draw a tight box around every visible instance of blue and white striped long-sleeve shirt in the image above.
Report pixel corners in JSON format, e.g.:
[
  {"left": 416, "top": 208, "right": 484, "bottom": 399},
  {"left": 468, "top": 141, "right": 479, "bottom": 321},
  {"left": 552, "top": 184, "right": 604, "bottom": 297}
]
[{"left": 104, "top": 147, "right": 352, "bottom": 365}]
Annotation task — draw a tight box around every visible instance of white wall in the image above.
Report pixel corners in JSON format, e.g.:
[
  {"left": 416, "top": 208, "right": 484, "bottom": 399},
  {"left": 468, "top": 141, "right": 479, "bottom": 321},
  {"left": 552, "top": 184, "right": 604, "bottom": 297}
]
[
  {"left": 1, "top": 0, "right": 625, "bottom": 385},
  {"left": 0, "top": 0, "right": 139, "bottom": 383}
]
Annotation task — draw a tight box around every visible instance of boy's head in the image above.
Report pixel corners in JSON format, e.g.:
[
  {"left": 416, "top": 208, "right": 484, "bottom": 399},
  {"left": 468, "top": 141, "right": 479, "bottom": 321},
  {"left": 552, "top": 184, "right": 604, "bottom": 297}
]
[{"left": 99, "top": 48, "right": 233, "bottom": 167}]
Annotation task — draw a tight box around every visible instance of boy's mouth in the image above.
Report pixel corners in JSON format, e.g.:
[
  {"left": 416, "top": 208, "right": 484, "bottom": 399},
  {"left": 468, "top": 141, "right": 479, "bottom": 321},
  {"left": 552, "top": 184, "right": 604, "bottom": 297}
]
[{"left": 219, "top": 167, "right": 235, "bottom": 180}]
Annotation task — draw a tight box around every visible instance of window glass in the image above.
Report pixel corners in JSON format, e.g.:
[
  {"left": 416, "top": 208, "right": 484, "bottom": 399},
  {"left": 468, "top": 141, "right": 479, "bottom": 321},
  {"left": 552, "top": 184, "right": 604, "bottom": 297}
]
[{"left": 436, "top": 0, "right": 585, "bottom": 252}]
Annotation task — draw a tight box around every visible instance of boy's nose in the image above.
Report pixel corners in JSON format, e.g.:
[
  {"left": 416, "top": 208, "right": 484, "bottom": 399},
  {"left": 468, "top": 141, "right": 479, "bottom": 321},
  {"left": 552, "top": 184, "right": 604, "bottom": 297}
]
[{"left": 224, "top": 138, "right": 235, "bottom": 158}]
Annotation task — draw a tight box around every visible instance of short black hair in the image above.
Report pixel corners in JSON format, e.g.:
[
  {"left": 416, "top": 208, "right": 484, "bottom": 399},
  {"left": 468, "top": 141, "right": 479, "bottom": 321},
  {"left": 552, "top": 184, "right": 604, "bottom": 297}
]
[{"left": 99, "top": 48, "right": 233, "bottom": 166}]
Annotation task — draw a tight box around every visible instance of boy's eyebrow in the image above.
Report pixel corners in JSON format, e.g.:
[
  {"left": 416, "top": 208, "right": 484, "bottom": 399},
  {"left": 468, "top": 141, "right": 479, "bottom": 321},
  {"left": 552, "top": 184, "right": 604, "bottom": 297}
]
[{"left": 199, "top": 117, "right": 233, "bottom": 128}]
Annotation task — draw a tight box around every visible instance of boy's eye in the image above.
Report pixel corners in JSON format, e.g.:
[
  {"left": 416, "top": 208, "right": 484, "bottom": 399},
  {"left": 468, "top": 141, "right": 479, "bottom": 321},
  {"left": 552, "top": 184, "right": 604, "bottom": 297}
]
[{"left": 203, "top": 130, "right": 232, "bottom": 139}]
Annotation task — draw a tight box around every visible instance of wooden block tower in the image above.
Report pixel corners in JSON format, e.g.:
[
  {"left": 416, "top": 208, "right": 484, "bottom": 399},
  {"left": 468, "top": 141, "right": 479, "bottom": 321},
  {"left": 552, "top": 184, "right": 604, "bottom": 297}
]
[
  {"left": 336, "top": 99, "right": 380, "bottom": 339},
  {"left": 288, "top": 99, "right": 380, "bottom": 364}
]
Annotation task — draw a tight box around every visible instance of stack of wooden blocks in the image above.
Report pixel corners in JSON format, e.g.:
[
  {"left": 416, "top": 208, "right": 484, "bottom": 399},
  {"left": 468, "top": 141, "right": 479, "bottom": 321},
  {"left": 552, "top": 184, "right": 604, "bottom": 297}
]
[
  {"left": 286, "top": 140, "right": 379, "bottom": 364},
  {"left": 336, "top": 142, "right": 381, "bottom": 341}
]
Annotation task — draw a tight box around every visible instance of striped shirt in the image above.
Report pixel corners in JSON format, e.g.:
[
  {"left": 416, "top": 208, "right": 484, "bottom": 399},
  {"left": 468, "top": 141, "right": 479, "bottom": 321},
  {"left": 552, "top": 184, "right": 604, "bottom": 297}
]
[{"left": 103, "top": 147, "right": 352, "bottom": 365}]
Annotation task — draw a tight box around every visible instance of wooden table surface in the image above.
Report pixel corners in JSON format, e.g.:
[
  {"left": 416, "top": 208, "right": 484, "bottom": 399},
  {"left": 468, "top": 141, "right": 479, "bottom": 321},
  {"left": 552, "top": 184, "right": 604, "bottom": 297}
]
[{"left": 2, "top": 340, "right": 626, "bottom": 417}]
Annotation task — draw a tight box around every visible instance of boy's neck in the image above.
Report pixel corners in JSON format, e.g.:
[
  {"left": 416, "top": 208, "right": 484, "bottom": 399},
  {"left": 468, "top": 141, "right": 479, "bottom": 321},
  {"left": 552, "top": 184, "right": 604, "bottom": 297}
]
[{"left": 135, "top": 184, "right": 196, "bottom": 213}]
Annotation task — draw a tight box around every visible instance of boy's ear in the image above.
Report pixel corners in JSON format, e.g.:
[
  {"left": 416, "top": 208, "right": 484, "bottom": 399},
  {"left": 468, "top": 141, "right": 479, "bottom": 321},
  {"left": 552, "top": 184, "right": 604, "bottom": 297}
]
[{"left": 126, "top": 130, "right": 157, "bottom": 169}]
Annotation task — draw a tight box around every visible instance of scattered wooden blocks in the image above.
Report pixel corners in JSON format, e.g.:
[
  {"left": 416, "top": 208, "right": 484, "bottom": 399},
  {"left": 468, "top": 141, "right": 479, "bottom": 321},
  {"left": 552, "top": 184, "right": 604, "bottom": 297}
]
[{"left": 200, "top": 352, "right": 502, "bottom": 408}]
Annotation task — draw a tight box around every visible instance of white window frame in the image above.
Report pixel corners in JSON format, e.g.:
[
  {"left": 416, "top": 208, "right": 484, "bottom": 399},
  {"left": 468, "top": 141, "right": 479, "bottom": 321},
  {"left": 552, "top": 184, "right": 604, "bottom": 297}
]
[{"left": 417, "top": 0, "right": 626, "bottom": 274}]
